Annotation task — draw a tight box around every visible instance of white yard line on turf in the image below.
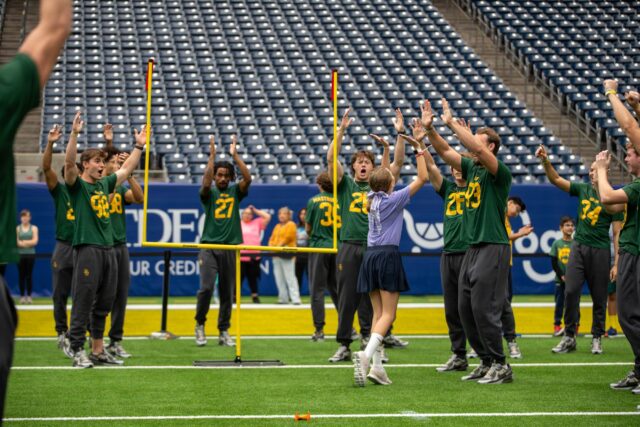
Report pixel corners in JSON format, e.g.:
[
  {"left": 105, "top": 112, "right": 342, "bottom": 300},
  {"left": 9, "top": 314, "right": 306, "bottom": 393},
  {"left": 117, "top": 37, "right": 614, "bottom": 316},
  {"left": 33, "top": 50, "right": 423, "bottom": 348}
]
[
  {"left": 15, "top": 302, "right": 595, "bottom": 311},
  {"left": 4, "top": 412, "right": 639, "bottom": 422},
  {"left": 11, "top": 362, "right": 633, "bottom": 371}
]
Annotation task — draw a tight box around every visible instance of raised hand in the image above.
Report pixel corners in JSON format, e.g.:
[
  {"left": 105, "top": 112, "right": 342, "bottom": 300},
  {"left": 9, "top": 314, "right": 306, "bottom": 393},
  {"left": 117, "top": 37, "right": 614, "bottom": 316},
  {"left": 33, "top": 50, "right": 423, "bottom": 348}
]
[
  {"left": 420, "top": 99, "right": 434, "bottom": 129},
  {"left": 71, "top": 111, "right": 84, "bottom": 135},
  {"left": 134, "top": 125, "right": 149, "bottom": 147},
  {"left": 230, "top": 134, "right": 238, "bottom": 157},
  {"left": 118, "top": 152, "right": 130, "bottom": 164},
  {"left": 625, "top": 91, "right": 640, "bottom": 108},
  {"left": 603, "top": 79, "right": 618, "bottom": 93},
  {"left": 594, "top": 150, "right": 610, "bottom": 169},
  {"left": 456, "top": 118, "right": 471, "bottom": 133},
  {"left": 398, "top": 133, "right": 422, "bottom": 151},
  {"left": 535, "top": 144, "right": 548, "bottom": 161},
  {"left": 209, "top": 135, "right": 216, "bottom": 157},
  {"left": 369, "top": 134, "right": 390, "bottom": 149},
  {"left": 392, "top": 108, "right": 405, "bottom": 133},
  {"left": 410, "top": 118, "right": 427, "bottom": 141},
  {"left": 440, "top": 98, "right": 453, "bottom": 125},
  {"left": 339, "top": 107, "right": 354, "bottom": 131},
  {"left": 47, "top": 124, "right": 62, "bottom": 144},
  {"left": 103, "top": 123, "right": 113, "bottom": 142}
]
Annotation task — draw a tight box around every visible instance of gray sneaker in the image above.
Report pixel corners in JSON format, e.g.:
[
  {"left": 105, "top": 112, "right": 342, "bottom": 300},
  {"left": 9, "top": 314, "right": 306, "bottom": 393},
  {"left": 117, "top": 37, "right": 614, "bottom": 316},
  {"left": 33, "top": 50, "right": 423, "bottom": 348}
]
[
  {"left": 311, "top": 330, "right": 325, "bottom": 342},
  {"left": 360, "top": 335, "right": 369, "bottom": 350},
  {"left": 367, "top": 367, "right": 392, "bottom": 385},
  {"left": 218, "top": 330, "right": 235, "bottom": 347},
  {"left": 633, "top": 384, "right": 640, "bottom": 395},
  {"left": 89, "top": 351, "right": 124, "bottom": 366},
  {"left": 380, "top": 347, "right": 389, "bottom": 364},
  {"left": 352, "top": 351, "right": 369, "bottom": 387},
  {"left": 383, "top": 334, "right": 408, "bottom": 348},
  {"left": 610, "top": 371, "right": 639, "bottom": 390},
  {"left": 350, "top": 328, "right": 360, "bottom": 341},
  {"left": 58, "top": 334, "right": 74, "bottom": 359},
  {"left": 437, "top": 354, "right": 469, "bottom": 372},
  {"left": 195, "top": 324, "right": 207, "bottom": 347},
  {"left": 328, "top": 345, "right": 351, "bottom": 363},
  {"left": 508, "top": 341, "right": 522, "bottom": 359},
  {"left": 461, "top": 364, "right": 490, "bottom": 381},
  {"left": 591, "top": 337, "right": 603, "bottom": 354},
  {"left": 551, "top": 336, "right": 576, "bottom": 354},
  {"left": 107, "top": 341, "right": 131, "bottom": 359},
  {"left": 478, "top": 363, "right": 513, "bottom": 384},
  {"left": 467, "top": 349, "right": 478, "bottom": 359},
  {"left": 72, "top": 349, "right": 93, "bottom": 368}
]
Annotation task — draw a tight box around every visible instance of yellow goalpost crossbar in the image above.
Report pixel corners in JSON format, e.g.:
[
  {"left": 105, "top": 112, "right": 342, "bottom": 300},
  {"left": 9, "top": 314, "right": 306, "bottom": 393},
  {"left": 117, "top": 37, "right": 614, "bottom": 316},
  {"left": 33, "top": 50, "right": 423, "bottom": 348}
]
[{"left": 140, "top": 61, "right": 342, "bottom": 361}]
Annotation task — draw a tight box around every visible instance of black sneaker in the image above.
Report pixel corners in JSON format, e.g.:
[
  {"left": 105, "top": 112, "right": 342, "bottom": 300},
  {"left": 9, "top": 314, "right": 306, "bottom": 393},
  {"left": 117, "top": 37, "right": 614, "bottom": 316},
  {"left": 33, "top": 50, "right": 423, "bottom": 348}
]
[
  {"left": 461, "top": 364, "right": 490, "bottom": 381},
  {"left": 478, "top": 363, "right": 513, "bottom": 384},
  {"left": 610, "top": 372, "right": 639, "bottom": 390},
  {"left": 311, "top": 330, "right": 325, "bottom": 342},
  {"left": 252, "top": 296, "right": 260, "bottom": 304},
  {"left": 551, "top": 336, "right": 576, "bottom": 354},
  {"left": 89, "top": 351, "right": 124, "bottom": 366},
  {"left": 436, "top": 354, "right": 468, "bottom": 372}
]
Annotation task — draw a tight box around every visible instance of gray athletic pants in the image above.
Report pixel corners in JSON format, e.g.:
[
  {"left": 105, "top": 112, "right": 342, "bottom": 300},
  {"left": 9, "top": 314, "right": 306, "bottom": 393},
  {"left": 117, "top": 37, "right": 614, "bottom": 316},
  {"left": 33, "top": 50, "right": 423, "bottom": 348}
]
[
  {"left": 501, "top": 269, "right": 517, "bottom": 342},
  {"left": 336, "top": 242, "right": 372, "bottom": 346},
  {"left": 195, "top": 249, "right": 236, "bottom": 332},
  {"left": 308, "top": 252, "right": 338, "bottom": 331},
  {"left": 563, "top": 242, "right": 610, "bottom": 338},
  {"left": 0, "top": 276, "right": 17, "bottom": 420},
  {"left": 459, "top": 244, "right": 510, "bottom": 365},
  {"left": 51, "top": 240, "right": 73, "bottom": 335},
  {"left": 617, "top": 251, "right": 640, "bottom": 376},
  {"left": 68, "top": 245, "right": 117, "bottom": 352},
  {"left": 440, "top": 252, "right": 467, "bottom": 357},
  {"left": 109, "top": 244, "right": 130, "bottom": 342}
]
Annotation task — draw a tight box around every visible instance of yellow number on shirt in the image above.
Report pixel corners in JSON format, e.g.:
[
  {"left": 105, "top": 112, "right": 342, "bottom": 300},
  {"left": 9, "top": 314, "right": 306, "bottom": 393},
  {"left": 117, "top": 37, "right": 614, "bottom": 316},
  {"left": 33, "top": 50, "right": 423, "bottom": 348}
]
[
  {"left": 319, "top": 201, "right": 341, "bottom": 228},
  {"left": 580, "top": 198, "right": 601, "bottom": 226},
  {"left": 349, "top": 192, "right": 369, "bottom": 214},
  {"left": 110, "top": 193, "right": 123, "bottom": 215},
  {"left": 90, "top": 194, "right": 110, "bottom": 218},
  {"left": 465, "top": 183, "right": 481, "bottom": 209},
  {"left": 66, "top": 204, "right": 75, "bottom": 221},
  {"left": 215, "top": 197, "right": 235, "bottom": 219},
  {"left": 446, "top": 191, "right": 465, "bottom": 216}
]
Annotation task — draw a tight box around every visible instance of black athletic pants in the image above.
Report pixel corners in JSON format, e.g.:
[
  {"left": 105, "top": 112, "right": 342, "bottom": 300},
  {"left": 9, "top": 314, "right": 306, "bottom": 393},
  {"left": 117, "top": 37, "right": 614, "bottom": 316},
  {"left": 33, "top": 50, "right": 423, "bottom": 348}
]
[
  {"left": 240, "top": 258, "right": 260, "bottom": 295},
  {"left": 440, "top": 252, "right": 467, "bottom": 357},
  {"left": 195, "top": 249, "right": 236, "bottom": 332},
  {"left": 308, "top": 252, "right": 338, "bottom": 331},
  {"left": 17, "top": 253, "right": 35, "bottom": 297},
  {"left": 459, "top": 244, "right": 510, "bottom": 365},
  {"left": 0, "top": 276, "right": 17, "bottom": 421},
  {"left": 501, "top": 269, "right": 517, "bottom": 342},
  {"left": 295, "top": 254, "right": 308, "bottom": 290},
  {"left": 617, "top": 251, "right": 640, "bottom": 376},
  {"left": 51, "top": 241, "right": 73, "bottom": 334},
  {"left": 563, "top": 242, "right": 610, "bottom": 338},
  {"left": 68, "top": 245, "right": 117, "bottom": 352},
  {"left": 109, "top": 244, "right": 130, "bottom": 342},
  {"left": 336, "top": 242, "right": 372, "bottom": 346}
]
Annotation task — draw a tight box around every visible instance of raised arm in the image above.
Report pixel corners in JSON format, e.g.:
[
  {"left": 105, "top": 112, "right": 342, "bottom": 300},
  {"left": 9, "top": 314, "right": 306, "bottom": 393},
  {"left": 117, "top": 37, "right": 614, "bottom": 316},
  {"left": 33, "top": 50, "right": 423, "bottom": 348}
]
[
  {"left": 403, "top": 135, "right": 429, "bottom": 196},
  {"left": 64, "top": 111, "right": 83, "bottom": 186},
  {"left": 390, "top": 108, "right": 406, "bottom": 181},
  {"left": 124, "top": 177, "right": 144, "bottom": 204},
  {"left": 18, "top": 0, "right": 73, "bottom": 88},
  {"left": 409, "top": 118, "right": 442, "bottom": 191},
  {"left": 231, "top": 135, "right": 252, "bottom": 194},
  {"left": 115, "top": 125, "right": 147, "bottom": 186},
  {"left": 252, "top": 206, "right": 272, "bottom": 227},
  {"left": 604, "top": 80, "right": 640, "bottom": 151},
  {"left": 594, "top": 151, "right": 629, "bottom": 206},
  {"left": 535, "top": 145, "right": 571, "bottom": 193},
  {"left": 327, "top": 108, "right": 352, "bottom": 184},
  {"left": 43, "top": 124, "right": 62, "bottom": 190},
  {"left": 369, "top": 134, "right": 391, "bottom": 171},
  {"left": 200, "top": 136, "right": 216, "bottom": 199},
  {"left": 420, "top": 100, "right": 462, "bottom": 171},
  {"left": 103, "top": 123, "right": 114, "bottom": 149},
  {"left": 625, "top": 91, "right": 640, "bottom": 120}
]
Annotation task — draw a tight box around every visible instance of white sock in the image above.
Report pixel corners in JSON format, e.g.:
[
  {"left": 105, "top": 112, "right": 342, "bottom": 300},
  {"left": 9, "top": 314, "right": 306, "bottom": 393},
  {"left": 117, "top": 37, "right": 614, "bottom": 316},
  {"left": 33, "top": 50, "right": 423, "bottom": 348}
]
[
  {"left": 372, "top": 344, "right": 384, "bottom": 368},
  {"left": 364, "top": 333, "right": 383, "bottom": 360}
]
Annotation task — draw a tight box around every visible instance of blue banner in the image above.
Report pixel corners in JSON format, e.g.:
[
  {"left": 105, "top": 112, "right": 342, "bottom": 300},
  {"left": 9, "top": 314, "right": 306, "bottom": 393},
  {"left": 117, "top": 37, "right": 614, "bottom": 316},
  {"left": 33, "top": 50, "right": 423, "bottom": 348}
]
[{"left": 6, "top": 183, "right": 581, "bottom": 297}]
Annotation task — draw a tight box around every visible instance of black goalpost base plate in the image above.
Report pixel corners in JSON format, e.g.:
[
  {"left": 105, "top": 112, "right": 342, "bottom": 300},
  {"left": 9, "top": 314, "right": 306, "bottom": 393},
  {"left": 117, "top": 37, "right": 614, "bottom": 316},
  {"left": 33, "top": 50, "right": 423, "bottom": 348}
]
[{"left": 193, "top": 358, "right": 284, "bottom": 367}]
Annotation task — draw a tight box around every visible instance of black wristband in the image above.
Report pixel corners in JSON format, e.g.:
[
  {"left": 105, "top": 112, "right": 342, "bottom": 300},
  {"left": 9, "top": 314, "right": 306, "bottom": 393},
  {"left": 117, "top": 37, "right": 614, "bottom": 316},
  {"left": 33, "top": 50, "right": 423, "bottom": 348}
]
[
  {"left": 397, "top": 129, "right": 407, "bottom": 135},
  {"left": 134, "top": 145, "right": 144, "bottom": 150},
  {"left": 412, "top": 148, "right": 418, "bottom": 154}
]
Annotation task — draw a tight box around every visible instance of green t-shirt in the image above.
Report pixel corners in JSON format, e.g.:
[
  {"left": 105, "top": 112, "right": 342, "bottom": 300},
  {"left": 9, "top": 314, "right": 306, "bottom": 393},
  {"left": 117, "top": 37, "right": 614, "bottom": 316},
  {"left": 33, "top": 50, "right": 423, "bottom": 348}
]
[
  {"left": 50, "top": 182, "right": 75, "bottom": 243},
  {"left": 436, "top": 179, "right": 468, "bottom": 253},
  {"left": 621, "top": 179, "right": 640, "bottom": 256},
  {"left": 569, "top": 182, "right": 623, "bottom": 249},
  {"left": 110, "top": 185, "right": 130, "bottom": 245},
  {"left": 67, "top": 174, "right": 118, "bottom": 247},
  {"left": 549, "top": 239, "right": 572, "bottom": 283},
  {"left": 0, "top": 54, "right": 40, "bottom": 263},
  {"left": 337, "top": 175, "right": 369, "bottom": 242},
  {"left": 200, "top": 184, "right": 247, "bottom": 244},
  {"left": 305, "top": 191, "right": 340, "bottom": 248},
  {"left": 460, "top": 157, "right": 512, "bottom": 245}
]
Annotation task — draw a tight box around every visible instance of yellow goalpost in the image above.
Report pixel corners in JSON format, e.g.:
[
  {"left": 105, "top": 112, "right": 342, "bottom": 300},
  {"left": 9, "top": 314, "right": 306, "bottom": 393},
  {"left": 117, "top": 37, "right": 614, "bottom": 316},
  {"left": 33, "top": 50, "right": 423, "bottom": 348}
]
[{"left": 140, "top": 59, "right": 341, "bottom": 363}]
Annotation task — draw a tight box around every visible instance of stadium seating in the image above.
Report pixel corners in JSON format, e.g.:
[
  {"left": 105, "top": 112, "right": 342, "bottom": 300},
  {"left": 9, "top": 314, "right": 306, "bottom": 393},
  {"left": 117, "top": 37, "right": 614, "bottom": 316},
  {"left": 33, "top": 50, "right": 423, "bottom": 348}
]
[
  {"left": 0, "top": 0, "right": 5, "bottom": 35},
  {"left": 469, "top": 0, "right": 640, "bottom": 150},
  {"left": 41, "top": 0, "right": 588, "bottom": 184}
]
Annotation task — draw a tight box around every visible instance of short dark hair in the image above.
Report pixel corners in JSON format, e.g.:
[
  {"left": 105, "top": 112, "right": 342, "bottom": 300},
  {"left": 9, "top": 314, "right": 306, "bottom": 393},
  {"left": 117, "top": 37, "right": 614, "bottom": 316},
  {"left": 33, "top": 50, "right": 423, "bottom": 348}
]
[
  {"left": 80, "top": 148, "right": 105, "bottom": 167},
  {"left": 508, "top": 196, "right": 526, "bottom": 212},
  {"left": 349, "top": 150, "right": 375, "bottom": 175},
  {"left": 316, "top": 171, "right": 333, "bottom": 193},
  {"left": 103, "top": 146, "right": 120, "bottom": 163},
  {"left": 560, "top": 216, "right": 574, "bottom": 227},
  {"left": 214, "top": 161, "right": 236, "bottom": 181},
  {"left": 476, "top": 127, "right": 501, "bottom": 156}
]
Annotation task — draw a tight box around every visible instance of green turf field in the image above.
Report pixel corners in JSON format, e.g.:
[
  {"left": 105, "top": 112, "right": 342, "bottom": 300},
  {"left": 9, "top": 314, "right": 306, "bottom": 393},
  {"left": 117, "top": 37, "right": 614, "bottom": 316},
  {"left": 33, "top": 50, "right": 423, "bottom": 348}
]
[{"left": 5, "top": 336, "right": 640, "bottom": 426}]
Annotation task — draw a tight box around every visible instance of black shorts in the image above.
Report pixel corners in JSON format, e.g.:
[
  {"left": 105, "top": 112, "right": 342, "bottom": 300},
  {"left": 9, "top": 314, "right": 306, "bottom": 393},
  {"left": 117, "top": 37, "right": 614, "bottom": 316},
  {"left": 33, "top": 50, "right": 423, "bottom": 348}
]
[{"left": 356, "top": 245, "right": 409, "bottom": 293}]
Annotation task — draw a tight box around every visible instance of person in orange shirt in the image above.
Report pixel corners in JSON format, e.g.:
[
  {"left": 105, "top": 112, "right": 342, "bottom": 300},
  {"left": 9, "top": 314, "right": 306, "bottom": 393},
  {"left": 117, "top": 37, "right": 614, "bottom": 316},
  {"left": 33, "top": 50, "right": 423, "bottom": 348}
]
[{"left": 269, "top": 207, "right": 301, "bottom": 304}]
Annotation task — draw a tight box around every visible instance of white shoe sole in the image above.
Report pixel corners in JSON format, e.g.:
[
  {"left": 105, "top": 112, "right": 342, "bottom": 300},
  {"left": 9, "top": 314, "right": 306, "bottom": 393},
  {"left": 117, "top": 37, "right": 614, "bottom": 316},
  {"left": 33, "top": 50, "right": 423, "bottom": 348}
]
[
  {"left": 478, "top": 376, "right": 513, "bottom": 384},
  {"left": 367, "top": 370, "right": 392, "bottom": 385},
  {"left": 352, "top": 352, "right": 368, "bottom": 387}
]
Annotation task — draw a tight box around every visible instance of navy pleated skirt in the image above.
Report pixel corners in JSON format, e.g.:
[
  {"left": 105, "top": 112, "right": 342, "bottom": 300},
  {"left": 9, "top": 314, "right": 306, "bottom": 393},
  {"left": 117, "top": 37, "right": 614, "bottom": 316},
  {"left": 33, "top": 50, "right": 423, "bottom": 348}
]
[{"left": 357, "top": 245, "right": 410, "bottom": 293}]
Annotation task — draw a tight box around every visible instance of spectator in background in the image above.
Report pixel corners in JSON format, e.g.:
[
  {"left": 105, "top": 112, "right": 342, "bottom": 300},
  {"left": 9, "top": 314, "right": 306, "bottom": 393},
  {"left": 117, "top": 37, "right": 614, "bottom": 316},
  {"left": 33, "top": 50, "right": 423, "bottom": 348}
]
[
  {"left": 295, "top": 208, "right": 309, "bottom": 292},
  {"left": 269, "top": 207, "right": 301, "bottom": 304},
  {"left": 549, "top": 216, "right": 575, "bottom": 337},
  {"left": 16, "top": 209, "right": 38, "bottom": 304},
  {"left": 240, "top": 205, "right": 271, "bottom": 303}
]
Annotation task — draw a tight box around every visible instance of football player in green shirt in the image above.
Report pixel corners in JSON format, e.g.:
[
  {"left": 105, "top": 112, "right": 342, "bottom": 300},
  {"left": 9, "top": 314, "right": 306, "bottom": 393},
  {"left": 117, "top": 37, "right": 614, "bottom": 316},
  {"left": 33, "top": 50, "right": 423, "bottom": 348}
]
[
  {"left": 537, "top": 145, "right": 622, "bottom": 355},
  {"left": 425, "top": 98, "right": 513, "bottom": 384},
  {"left": 194, "top": 135, "right": 252, "bottom": 347},
  {"left": 64, "top": 113, "right": 148, "bottom": 368},
  {"left": 0, "top": 0, "right": 73, "bottom": 417},
  {"left": 549, "top": 217, "right": 575, "bottom": 336}
]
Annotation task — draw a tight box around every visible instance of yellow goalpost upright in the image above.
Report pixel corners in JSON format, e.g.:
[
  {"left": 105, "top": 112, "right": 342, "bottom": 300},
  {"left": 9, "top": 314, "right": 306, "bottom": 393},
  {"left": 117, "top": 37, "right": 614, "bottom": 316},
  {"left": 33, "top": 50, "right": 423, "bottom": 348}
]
[{"left": 140, "top": 60, "right": 341, "bottom": 364}]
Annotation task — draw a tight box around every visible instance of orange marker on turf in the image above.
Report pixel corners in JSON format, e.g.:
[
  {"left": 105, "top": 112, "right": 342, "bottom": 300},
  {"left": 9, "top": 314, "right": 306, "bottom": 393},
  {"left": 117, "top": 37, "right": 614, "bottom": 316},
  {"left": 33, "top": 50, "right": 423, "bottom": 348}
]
[{"left": 294, "top": 411, "right": 311, "bottom": 421}]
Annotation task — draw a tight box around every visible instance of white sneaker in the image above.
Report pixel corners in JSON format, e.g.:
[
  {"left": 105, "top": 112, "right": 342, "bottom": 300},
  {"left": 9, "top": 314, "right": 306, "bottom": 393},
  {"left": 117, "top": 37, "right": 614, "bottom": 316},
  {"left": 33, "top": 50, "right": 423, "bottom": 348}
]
[
  {"left": 72, "top": 349, "right": 93, "bottom": 368},
  {"left": 367, "top": 367, "right": 392, "bottom": 385},
  {"left": 467, "top": 349, "right": 478, "bottom": 359},
  {"left": 508, "top": 341, "right": 522, "bottom": 359},
  {"left": 218, "top": 330, "right": 235, "bottom": 347},
  {"left": 591, "top": 337, "right": 603, "bottom": 354},
  {"left": 195, "top": 324, "right": 207, "bottom": 347},
  {"left": 328, "top": 346, "right": 351, "bottom": 363},
  {"left": 352, "top": 351, "right": 369, "bottom": 387}
]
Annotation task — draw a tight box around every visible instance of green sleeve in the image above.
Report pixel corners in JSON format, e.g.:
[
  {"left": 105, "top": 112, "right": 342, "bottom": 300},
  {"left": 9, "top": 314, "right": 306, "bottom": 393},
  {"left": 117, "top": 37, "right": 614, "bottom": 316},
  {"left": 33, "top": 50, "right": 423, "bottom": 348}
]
[
  {"left": 549, "top": 240, "right": 558, "bottom": 257},
  {"left": 492, "top": 160, "right": 512, "bottom": 185},
  {"left": 305, "top": 198, "right": 315, "bottom": 227},
  {"left": 569, "top": 182, "right": 582, "bottom": 197},
  {"left": 436, "top": 179, "right": 452, "bottom": 200},
  {"left": 235, "top": 183, "right": 248, "bottom": 201},
  {"left": 612, "top": 211, "right": 625, "bottom": 222},
  {"left": 622, "top": 181, "right": 640, "bottom": 205},
  {"left": 66, "top": 178, "right": 81, "bottom": 194},
  {"left": 460, "top": 157, "right": 472, "bottom": 181},
  {"left": 104, "top": 173, "right": 118, "bottom": 193},
  {"left": 200, "top": 187, "right": 211, "bottom": 205},
  {"left": 50, "top": 182, "right": 60, "bottom": 197}
]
